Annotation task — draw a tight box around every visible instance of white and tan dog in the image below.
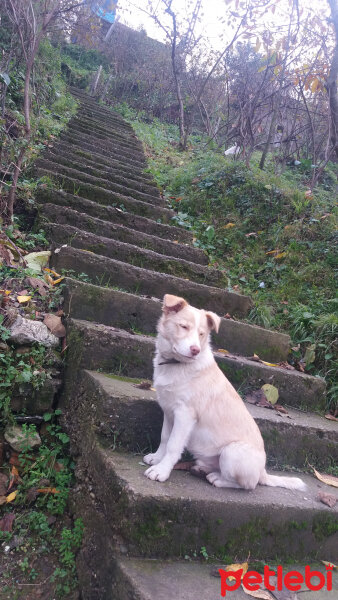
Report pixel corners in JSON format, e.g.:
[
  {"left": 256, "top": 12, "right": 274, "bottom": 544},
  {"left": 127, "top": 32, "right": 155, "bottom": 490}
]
[{"left": 144, "top": 294, "right": 306, "bottom": 491}]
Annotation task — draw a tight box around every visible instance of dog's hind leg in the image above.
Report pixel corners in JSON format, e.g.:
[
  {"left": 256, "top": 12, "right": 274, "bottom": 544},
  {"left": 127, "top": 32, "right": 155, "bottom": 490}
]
[
  {"left": 191, "top": 456, "right": 219, "bottom": 477},
  {"left": 207, "top": 442, "right": 265, "bottom": 490}
]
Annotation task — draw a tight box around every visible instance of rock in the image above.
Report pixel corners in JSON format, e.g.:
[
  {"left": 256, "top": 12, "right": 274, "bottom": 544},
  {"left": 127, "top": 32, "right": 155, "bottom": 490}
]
[
  {"left": 4, "top": 425, "right": 41, "bottom": 452},
  {"left": 9, "top": 315, "right": 59, "bottom": 347}
]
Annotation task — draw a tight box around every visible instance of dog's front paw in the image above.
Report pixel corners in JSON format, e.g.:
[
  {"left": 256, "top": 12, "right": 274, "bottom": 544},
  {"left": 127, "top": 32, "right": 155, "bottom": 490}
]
[
  {"left": 143, "top": 452, "right": 162, "bottom": 466},
  {"left": 144, "top": 463, "right": 171, "bottom": 482}
]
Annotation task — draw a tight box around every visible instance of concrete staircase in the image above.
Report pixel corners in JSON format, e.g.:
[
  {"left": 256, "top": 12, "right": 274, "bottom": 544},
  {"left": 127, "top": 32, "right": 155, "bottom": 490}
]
[{"left": 36, "top": 88, "right": 338, "bottom": 600}]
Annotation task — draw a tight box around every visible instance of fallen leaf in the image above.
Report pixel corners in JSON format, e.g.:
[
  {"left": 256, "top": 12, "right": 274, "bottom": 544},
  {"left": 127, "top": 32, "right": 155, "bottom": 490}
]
[
  {"left": 224, "top": 313, "right": 232, "bottom": 319},
  {"left": 25, "top": 250, "right": 51, "bottom": 273},
  {"left": 224, "top": 222, "right": 235, "bottom": 229},
  {"left": 0, "top": 289, "right": 11, "bottom": 295},
  {"left": 0, "top": 513, "right": 16, "bottom": 532},
  {"left": 304, "top": 343, "right": 316, "bottom": 366},
  {"left": 274, "top": 404, "right": 288, "bottom": 415},
  {"left": 261, "top": 384, "right": 279, "bottom": 405},
  {"left": 174, "top": 461, "right": 195, "bottom": 471},
  {"left": 313, "top": 469, "right": 338, "bottom": 488},
  {"left": 134, "top": 381, "right": 152, "bottom": 390},
  {"left": 217, "top": 348, "right": 229, "bottom": 354},
  {"left": 317, "top": 491, "right": 337, "bottom": 508},
  {"left": 325, "top": 414, "right": 338, "bottom": 422},
  {"left": 224, "top": 562, "right": 249, "bottom": 581},
  {"left": 43, "top": 267, "right": 60, "bottom": 277},
  {"left": 37, "top": 487, "right": 60, "bottom": 494},
  {"left": 274, "top": 252, "right": 287, "bottom": 260},
  {"left": 44, "top": 274, "right": 54, "bottom": 285},
  {"left": 8, "top": 465, "right": 20, "bottom": 491},
  {"left": 52, "top": 276, "right": 65, "bottom": 285},
  {"left": 241, "top": 583, "right": 274, "bottom": 600},
  {"left": 261, "top": 361, "right": 279, "bottom": 367},
  {"left": 26, "top": 277, "right": 50, "bottom": 296},
  {"left": 6, "top": 490, "right": 18, "bottom": 503},
  {"left": 321, "top": 561, "right": 337, "bottom": 569},
  {"left": 17, "top": 295, "right": 31, "bottom": 303},
  {"left": 245, "top": 232, "right": 257, "bottom": 238},
  {"left": 43, "top": 314, "right": 66, "bottom": 338}
]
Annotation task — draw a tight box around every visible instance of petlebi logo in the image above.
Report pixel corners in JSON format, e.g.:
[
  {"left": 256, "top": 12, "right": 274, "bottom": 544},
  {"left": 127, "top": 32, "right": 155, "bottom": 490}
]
[{"left": 218, "top": 564, "right": 334, "bottom": 597}]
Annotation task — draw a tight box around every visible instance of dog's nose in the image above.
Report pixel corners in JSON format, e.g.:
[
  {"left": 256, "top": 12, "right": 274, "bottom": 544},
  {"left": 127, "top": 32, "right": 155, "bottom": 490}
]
[{"left": 190, "top": 345, "right": 200, "bottom": 356}]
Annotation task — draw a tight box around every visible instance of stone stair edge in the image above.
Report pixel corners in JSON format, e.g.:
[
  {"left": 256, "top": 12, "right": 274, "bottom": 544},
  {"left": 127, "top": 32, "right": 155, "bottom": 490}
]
[
  {"left": 35, "top": 158, "right": 164, "bottom": 206},
  {"left": 65, "top": 318, "right": 326, "bottom": 410},
  {"left": 36, "top": 189, "right": 192, "bottom": 243},
  {"left": 52, "top": 246, "right": 253, "bottom": 317},
  {"left": 35, "top": 169, "right": 174, "bottom": 222},
  {"left": 40, "top": 204, "right": 208, "bottom": 265},
  {"left": 81, "top": 369, "right": 337, "bottom": 471},
  {"left": 44, "top": 222, "right": 226, "bottom": 288},
  {"left": 62, "top": 278, "right": 290, "bottom": 361},
  {"left": 40, "top": 151, "right": 161, "bottom": 196}
]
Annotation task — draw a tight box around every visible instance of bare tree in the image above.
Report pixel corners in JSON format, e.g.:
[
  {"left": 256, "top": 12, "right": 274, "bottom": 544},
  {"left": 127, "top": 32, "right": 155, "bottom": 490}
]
[{"left": 3, "top": 0, "right": 83, "bottom": 221}]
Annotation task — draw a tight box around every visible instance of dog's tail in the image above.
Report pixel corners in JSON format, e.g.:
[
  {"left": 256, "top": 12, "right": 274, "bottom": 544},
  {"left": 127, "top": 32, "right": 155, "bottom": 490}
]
[{"left": 260, "top": 470, "right": 306, "bottom": 491}]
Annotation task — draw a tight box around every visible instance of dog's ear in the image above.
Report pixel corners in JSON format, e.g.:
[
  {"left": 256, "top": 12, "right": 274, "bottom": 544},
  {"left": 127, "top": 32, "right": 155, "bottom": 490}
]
[
  {"left": 162, "top": 294, "right": 188, "bottom": 315},
  {"left": 206, "top": 311, "right": 221, "bottom": 333}
]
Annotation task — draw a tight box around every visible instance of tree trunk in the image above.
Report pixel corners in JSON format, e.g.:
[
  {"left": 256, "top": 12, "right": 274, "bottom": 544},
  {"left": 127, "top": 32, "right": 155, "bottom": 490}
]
[{"left": 327, "top": 0, "right": 338, "bottom": 159}]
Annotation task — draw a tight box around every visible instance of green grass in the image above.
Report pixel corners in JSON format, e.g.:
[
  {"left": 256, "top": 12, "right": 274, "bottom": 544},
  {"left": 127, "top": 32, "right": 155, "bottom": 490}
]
[{"left": 114, "top": 104, "right": 337, "bottom": 410}]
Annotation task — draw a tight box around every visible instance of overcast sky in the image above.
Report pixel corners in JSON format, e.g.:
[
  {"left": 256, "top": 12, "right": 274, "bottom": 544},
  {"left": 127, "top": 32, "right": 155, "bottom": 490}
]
[{"left": 115, "top": 0, "right": 330, "bottom": 50}]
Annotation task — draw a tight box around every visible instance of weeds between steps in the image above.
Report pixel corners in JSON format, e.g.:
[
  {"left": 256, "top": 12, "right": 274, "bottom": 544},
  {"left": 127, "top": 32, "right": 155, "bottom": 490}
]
[{"left": 1, "top": 238, "right": 82, "bottom": 597}]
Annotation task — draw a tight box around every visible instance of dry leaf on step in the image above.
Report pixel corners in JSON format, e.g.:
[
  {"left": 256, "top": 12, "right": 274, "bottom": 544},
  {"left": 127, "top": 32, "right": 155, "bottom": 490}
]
[
  {"left": 241, "top": 583, "right": 274, "bottom": 600},
  {"left": 313, "top": 468, "right": 338, "bottom": 488},
  {"left": 224, "top": 562, "right": 249, "bottom": 581},
  {"left": 134, "top": 381, "right": 152, "bottom": 390},
  {"left": 43, "top": 314, "right": 66, "bottom": 338},
  {"left": 321, "top": 560, "right": 337, "bottom": 569},
  {"left": 324, "top": 414, "right": 338, "bottom": 422},
  {"left": 173, "top": 461, "right": 195, "bottom": 471},
  {"left": 261, "top": 384, "right": 279, "bottom": 405},
  {"left": 317, "top": 491, "right": 337, "bottom": 508}
]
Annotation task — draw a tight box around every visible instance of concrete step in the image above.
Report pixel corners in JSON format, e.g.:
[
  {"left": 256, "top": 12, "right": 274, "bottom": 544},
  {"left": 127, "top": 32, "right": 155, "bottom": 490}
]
[
  {"left": 110, "top": 558, "right": 338, "bottom": 600},
  {"left": 63, "top": 279, "right": 290, "bottom": 362},
  {"left": 52, "top": 247, "right": 253, "bottom": 317},
  {"left": 42, "top": 151, "right": 161, "bottom": 197},
  {"left": 60, "top": 131, "right": 146, "bottom": 167},
  {"left": 50, "top": 142, "right": 153, "bottom": 183},
  {"left": 72, "top": 370, "right": 337, "bottom": 471},
  {"left": 66, "top": 439, "right": 338, "bottom": 562},
  {"left": 35, "top": 158, "right": 164, "bottom": 205},
  {"left": 36, "top": 170, "right": 174, "bottom": 222},
  {"left": 45, "top": 223, "right": 226, "bottom": 287},
  {"left": 72, "top": 114, "right": 138, "bottom": 140},
  {"left": 65, "top": 319, "right": 326, "bottom": 410},
  {"left": 40, "top": 204, "right": 207, "bottom": 265},
  {"left": 68, "top": 118, "right": 142, "bottom": 150},
  {"left": 36, "top": 189, "right": 192, "bottom": 243}
]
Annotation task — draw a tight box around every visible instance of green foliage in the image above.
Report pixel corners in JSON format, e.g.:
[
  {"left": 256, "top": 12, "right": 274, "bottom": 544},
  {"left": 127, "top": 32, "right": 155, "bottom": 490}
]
[
  {"left": 60, "top": 43, "right": 108, "bottom": 88},
  {"left": 0, "top": 341, "right": 49, "bottom": 425},
  {"left": 121, "top": 107, "right": 337, "bottom": 409}
]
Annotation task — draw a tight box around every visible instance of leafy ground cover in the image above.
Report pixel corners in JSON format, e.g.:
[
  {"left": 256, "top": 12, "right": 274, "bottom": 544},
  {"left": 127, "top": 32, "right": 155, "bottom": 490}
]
[{"left": 115, "top": 103, "right": 337, "bottom": 411}]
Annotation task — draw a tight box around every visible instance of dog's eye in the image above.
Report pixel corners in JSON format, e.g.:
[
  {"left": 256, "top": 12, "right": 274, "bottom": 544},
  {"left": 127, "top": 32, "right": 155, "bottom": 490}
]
[
  {"left": 199, "top": 331, "right": 204, "bottom": 337},
  {"left": 179, "top": 324, "right": 188, "bottom": 330}
]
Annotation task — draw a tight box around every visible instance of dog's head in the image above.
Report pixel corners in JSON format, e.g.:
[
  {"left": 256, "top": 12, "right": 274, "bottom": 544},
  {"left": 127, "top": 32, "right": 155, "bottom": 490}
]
[{"left": 157, "top": 294, "right": 220, "bottom": 362}]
